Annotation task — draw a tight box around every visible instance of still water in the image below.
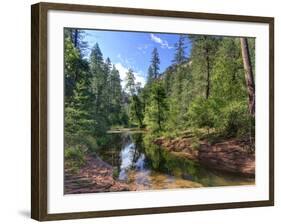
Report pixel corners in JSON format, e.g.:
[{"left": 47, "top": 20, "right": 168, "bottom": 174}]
[{"left": 98, "top": 132, "right": 254, "bottom": 190}]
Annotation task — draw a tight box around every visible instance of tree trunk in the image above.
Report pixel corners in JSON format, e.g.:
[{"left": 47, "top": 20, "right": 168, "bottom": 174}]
[{"left": 240, "top": 37, "right": 255, "bottom": 116}]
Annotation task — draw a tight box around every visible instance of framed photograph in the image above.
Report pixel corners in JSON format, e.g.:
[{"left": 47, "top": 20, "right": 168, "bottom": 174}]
[{"left": 31, "top": 2, "right": 274, "bottom": 221}]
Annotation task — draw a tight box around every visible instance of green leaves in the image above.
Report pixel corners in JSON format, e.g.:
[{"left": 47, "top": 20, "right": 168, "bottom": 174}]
[
  {"left": 150, "top": 48, "right": 160, "bottom": 79},
  {"left": 144, "top": 80, "right": 167, "bottom": 132},
  {"left": 124, "top": 69, "right": 144, "bottom": 128},
  {"left": 173, "top": 35, "right": 187, "bottom": 64},
  {"left": 143, "top": 35, "right": 255, "bottom": 140},
  {"left": 64, "top": 29, "right": 128, "bottom": 161},
  {"left": 64, "top": 27, "right": 255, "bottom": 158}
]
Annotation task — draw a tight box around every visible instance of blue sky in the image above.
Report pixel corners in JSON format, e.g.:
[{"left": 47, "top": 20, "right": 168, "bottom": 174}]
[{"left": 82, "top": 29, "right": 191, "bottom": 88}]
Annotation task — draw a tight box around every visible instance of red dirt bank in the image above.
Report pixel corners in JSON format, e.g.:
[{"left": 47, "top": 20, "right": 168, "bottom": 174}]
[
  {"left": 153, "top": 137, "right": 255, "bottom": 177},
  {"left": 64, "top": 155, "right": 130, "bottom": 194}
]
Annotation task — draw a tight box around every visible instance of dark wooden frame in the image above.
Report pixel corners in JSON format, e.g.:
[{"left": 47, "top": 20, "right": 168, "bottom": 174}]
[{"left": 31, "top": 2, "right": 274, "bottom": 221}]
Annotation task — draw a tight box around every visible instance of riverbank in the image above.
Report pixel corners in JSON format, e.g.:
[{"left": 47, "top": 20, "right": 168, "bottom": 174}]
[
  {"left": 107, "top": 127, "right": 147, "bottom": 134},
  {"left": 64, "top": 152, "right": 203, "bottom": 194},
  {"left": 153, "top": 135, "right": 255, "bottom": 177},
  {"left": 64, "top": 155, "right": 130, "bottom": 194}
]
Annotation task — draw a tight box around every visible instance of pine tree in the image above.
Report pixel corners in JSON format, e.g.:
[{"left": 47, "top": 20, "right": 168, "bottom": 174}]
[
  {"left": 189, "top": 35, "right": 220, "bottom": 99},
  {"left": 108, "top": 65, "right": 125, "bottom": 125},
  {"left": 65, "top": 79, "right": 96, "bottom": 135},
  {"left": 89, "top": 43, "right": 109, "bottom": 134},
  {"left": 144, "top": 81, "right": 167, "bottom": 132},
  {"left": 125, "top": 69, "right": 144, "bottom": 127},
  {"left": 150, "top": 48, "right": 160, "bottom": 79},
  {"left": 64, "top": 34, "right": 94, "bottom": 135},
  {"left": 173, "top": 35, "right": 187, "bottom": 64},
  {"left": 125, "top": 68, "right": 136, "bottom": 95},
  {"left": 146, "top": 65, "right": 154, "bottom": 85}
]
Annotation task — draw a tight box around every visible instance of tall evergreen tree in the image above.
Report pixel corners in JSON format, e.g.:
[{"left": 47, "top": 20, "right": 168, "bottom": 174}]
[
  {"left": 125, "top": 69, "right": 144, "bottom": 127},
  {"left": 89, "top": 43, "right": 109, "bottom": 133},
  {"left": 64, "top": 32, "right": 94, "bottom": 136},
  {"left": 64, "top": 35, "right": 89, "bottom": 103},
  {"left": 144, "top": 81, "right": 167, "bottom": 132},
  {"left": 173, "top": 35, "right": 187, "bottom": 64},
  {"left": 108, "top": 65, "right": 126, "bottom": 125},
  {"left": 64, "top": 28, "right": 88, "bottom": 56},
  {"left": 189, "top": 35, "right": 220, "bottom": 99},
  {"left": 150, "top": 48, "right": 160, "bottom": 79},
  {"left": 146, "top": 65, "right": 154, "bottom": 85},
  {"left": 125, "top": 68, "right": 136, "bottom": 95}
]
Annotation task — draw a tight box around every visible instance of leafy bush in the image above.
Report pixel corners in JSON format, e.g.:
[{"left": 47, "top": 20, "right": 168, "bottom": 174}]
[
  {"left": 187, "top": 97, "right": 216, "bottom": 130},
  {"left": 65, "top": 146, "right": 86, "bottom": 172},
  {"left": 216, "top": 101, "right": 254, "bottom": 137},
  {"left": 187, "top": 97, "right": 254, "bottom": 138},
  {"left": 65, "top": 133, "right": 98, "bottom": 153}
]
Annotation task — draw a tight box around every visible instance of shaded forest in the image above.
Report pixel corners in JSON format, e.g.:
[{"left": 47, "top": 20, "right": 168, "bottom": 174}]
[{"left": 64, "top": 28, "right": 255, "bottom": 175}]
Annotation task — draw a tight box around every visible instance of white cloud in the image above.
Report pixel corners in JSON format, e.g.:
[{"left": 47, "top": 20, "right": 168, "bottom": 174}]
[
  {"left": 114, "top": 63, "right": 146, "bottom": 90},
  {"left": 137, "top": 44, "right": 150, "bottom": 54},
  {"left": 116, "top": 54, "right": 135, "bottom": 68},
  {"left": 150, "top": 34, "right": 173, "bottom": 49}
]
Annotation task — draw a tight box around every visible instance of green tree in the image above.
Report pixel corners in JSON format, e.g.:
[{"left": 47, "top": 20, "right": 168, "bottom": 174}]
[
  {"left": 210, "top": 37, "right": 254, "bottom": 137},
  {"left": 108, "top": 65, "right": 127, "bottom": 125},
  {"left": 144, "top": 80, "right": 167, "bottom": 132},
  {"left": 189, "top": 35, "right": 220, "bottom": 99},
  {"left": 166, "top": 63, "right": 192, "bottom": 131},
  {"left": 89, "top": 43, "right": 109, "bottom": 134},
  {"left": 64, "top": 35, "right": 89, "bottom": 102},
  {"left": 150, "top": 48, "right": 160, "bottom": 79},
  {"left": 146, "top": 65, "right": 154, "bottom": 86},
  {"left": 125, "top": 69, "right": 144, "bottom": 127},
  {"left": 173, "top": 35, "right": 187, "bottom": 64}
]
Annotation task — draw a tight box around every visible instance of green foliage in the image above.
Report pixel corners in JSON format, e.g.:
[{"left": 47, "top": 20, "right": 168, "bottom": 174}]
[
  {"left": 211, "top": 38, "right": 246, "bottom": 101},
  {"left": 191, "top": 141, "right": 200, "bottom": 151},
  {"left": 65, "top": 146, "right": 86, "bottom": 172},
  {"left": 112, "top": 167, "right": 119, "bottom": 180},
  {"left": 125, "top": 68, "right": 136, "bottom": 95},
  {"left": 217, "top": 101, "right": 254, "bottom": 137},
  {"left": 64, "top": 27, "right": 256, "bottom": 174},
  {"left": 65, "top": 133, "right": 98, "bottom": 153},
  {"left": 64, "top": 37, "right": 88, "bottom": 102},
  {"left": 150, "top": 48, "right": 160, "bottom": 79},
  {"left": 64, "top": 29, "right": 129, "bottom": 172},
  {"left": 189, "top": 35, "right": 220, "bottom": 99},
  {"left": 187, "top": 97, "right": 216, "bottom": 129},
  {"left": 144, "top": 81, "right": 167, "bottom": 133},
  {"left": 107, "top": 65, "right": 125, "bottom": 126},
  {"left": 143, "top": 134, "right": 200, "bottom": 177},
  {"left": 129, "top": 95, "right": 144, "bottom": 127},
  {"left": 165, "top": 64, "right": 192, "bottom": 131},
  {"left": 173, "top": 35, "right": 187, "bottom": 64},
  {"left": 125, "top": 69, "right": 144, "bottom": 127}
]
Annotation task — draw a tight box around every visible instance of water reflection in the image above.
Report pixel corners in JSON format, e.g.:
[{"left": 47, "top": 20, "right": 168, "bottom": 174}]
[
  {"left": 98, "top": 132, "right": 254, "bottom": 190},
  {"left": 118, "top": 134, "right": 149, "bottom": 184}
]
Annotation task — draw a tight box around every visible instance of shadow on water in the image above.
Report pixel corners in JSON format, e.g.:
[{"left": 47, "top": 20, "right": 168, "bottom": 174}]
[{"left": 98, "top": 132, "right": 254, "bottom": 190}]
